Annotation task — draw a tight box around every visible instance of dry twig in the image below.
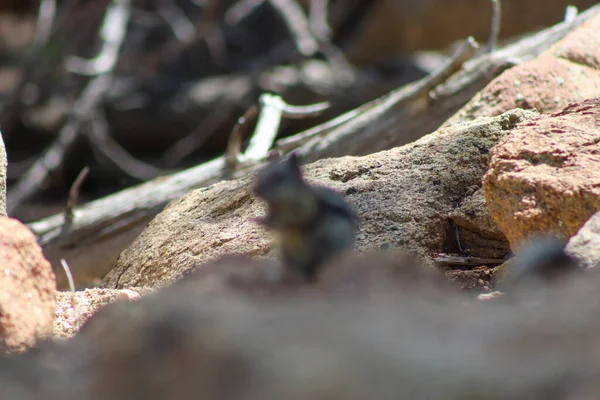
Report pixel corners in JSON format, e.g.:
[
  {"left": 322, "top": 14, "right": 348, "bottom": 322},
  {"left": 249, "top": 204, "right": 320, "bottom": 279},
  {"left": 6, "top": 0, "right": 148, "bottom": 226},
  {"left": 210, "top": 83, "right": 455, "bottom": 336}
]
[
  {"left": 433, "top": 254, "right": 505, "bottom": 266},
  {"left": 225, "top": 104, "right": 260, "bottom": 168},
  {"left": 225, "top": 94, "right": 329, "bottom": 169},
  {"left": 280, "top": 37, "right": 479, "bottom": 155},
  {"left": 309, "top": 0, "right": 330, "bottom": 39},
  {"left": 487, "top": 0, "right": 502, "bottom": 53},
  {"left": 62, "top": 166, "right": 90, "bottom": 233},
  {"left": 268, "top": 0, "right": 319, "bottom": 56},
  {"left": 60, "top": 259, "right": 80, "bottom": 332},
  {"left": 161, "top": 104, "right": 239, "bottom": 167},
  {"left": 34, "top": 0, "right": 58, "bottom": 47},
  {"left": 88, "top": 109, "right": 170, "bottom": 181},
  {"left": 65, "top": 0, "right": 132, "bottom": 75},
  {"left": 564, "top": 5, "right": 578, "bottom": 23}
]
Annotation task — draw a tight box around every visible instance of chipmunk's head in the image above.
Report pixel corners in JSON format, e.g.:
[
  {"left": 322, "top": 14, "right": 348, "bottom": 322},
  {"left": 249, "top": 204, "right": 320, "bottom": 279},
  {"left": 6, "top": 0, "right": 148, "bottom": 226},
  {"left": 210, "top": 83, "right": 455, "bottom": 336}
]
[{"left": 253, "top": 153, "right": 306, "bottom": 204}]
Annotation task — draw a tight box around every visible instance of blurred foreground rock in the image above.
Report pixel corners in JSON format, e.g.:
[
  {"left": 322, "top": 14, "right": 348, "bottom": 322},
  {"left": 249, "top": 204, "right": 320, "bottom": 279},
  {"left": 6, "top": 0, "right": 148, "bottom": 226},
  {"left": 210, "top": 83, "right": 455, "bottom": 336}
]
[
  {"left": 3, "top": 253, "right": 600, "bottom": 399},
  {"left": 0, "top": 217, "right": 55, "bottom": 353}
]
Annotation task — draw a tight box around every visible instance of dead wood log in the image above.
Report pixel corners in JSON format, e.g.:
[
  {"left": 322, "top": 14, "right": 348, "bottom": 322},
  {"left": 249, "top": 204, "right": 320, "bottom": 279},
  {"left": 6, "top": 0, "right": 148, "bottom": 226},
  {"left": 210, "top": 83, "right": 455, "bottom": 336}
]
[{"left": 27, "top": 4, "right": 600, "bottom": 288}]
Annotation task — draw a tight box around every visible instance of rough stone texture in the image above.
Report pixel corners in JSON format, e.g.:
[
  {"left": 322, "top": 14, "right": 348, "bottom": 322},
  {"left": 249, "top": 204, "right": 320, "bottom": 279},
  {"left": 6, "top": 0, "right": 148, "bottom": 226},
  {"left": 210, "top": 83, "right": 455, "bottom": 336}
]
[
  {"left": 54, "top": 287, "right": 151, "bottom": 339},
  {"left": 0, "top": 133, "right": 6, "bottom": 216},
  {"left": 566, "top": 211, "right": 600, "bottom": 269},
  {"left": 0, "top": 217, "right": 56, "bottom": 353},
  {"left": 483, "top": 98, "right": 600, "bottom": 248},
  {"left": 103, "top": 109, "right": 537, "bottom": 289},
  {"left": 6, "top": 264, "right": 600, "bottom": 399},
  {"left": 446, "top": 10, "right": 600, "bottom": 125}
]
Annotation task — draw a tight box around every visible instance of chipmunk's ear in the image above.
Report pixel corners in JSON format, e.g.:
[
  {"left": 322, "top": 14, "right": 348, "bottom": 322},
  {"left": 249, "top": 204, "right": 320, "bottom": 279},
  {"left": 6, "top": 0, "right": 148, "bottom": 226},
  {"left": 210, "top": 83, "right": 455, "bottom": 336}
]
[{"left": 288, "top": 152, "right": 302, "bottom": 176}]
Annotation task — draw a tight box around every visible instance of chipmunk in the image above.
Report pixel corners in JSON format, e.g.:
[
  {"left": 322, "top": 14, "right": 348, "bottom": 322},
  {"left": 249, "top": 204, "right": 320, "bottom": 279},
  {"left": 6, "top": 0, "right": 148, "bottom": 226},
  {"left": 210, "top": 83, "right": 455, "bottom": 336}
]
[{"left": 253, "top": 153, "right": 357, "bottom": 281}]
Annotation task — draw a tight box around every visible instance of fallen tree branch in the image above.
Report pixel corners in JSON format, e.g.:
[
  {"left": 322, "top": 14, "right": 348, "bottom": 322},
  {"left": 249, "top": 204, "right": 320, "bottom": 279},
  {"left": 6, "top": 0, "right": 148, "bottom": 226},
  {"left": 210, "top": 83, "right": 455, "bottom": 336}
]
[{"left": 291, "top": 36, "right": 479, "bottom": 159}]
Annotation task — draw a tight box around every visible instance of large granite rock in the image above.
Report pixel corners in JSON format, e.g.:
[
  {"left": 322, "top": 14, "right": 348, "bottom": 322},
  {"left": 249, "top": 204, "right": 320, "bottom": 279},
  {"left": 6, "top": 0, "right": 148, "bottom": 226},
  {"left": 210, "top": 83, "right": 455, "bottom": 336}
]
[{"left": 484, "top": 98, "right": 600, "bottom": 248}]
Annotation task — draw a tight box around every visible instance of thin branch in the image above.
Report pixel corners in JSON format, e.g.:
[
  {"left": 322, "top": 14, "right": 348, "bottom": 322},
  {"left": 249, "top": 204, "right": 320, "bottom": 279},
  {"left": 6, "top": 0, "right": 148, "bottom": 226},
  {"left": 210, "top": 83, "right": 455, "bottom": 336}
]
[
  {"left": 226, "top": 95, "right": 330, "bottom": 169},
  {"left": 60, "top": 259, "right": 80, "bottom": 332},
  {"left": 455, "top": 225, "right": 466, "bottom": 256},
  {"left": 268, "top": 0, "right": 319, "bottom": 56},
  {"left": 33, "top": 0, "right": 58, "bottom": 48},
  {"left": 62, "top": 166, "right": 90, "bottom": 233},
  {"left": 156, "top": 0, "right": 196, "bottom": 43},
  {"left": 156, "top": 0, "right": 227, "bottom": 70},
  {"left": 433, "top": 255, "right": 505, "bottom": 266},
  {"left": 88, "top": 109, "right": 171, "bottom": 181},
  {"left": 281, "top": 100, "right": 330, "bottom": 119},
  {"left": 309, "top": 0, "right": 330, "bottom": 39},
  {"left": 225, "top": 104, "right": 259, "bottom": 168},
  {"left": 276, "top": 104, "right": 362, "bottom": 152},
  {"left": 161, "top": 105, "right": 238, "bottom": 167},
  {"left": 65, "top": 0, "right": 132, "bottom": 75},
  {"left": 308, "top": 0, "right": 355, "bottom": 84},
  {"left": 487, "top": 0, "right": 502, "bottom": 53},
  {"left": 281, "top": 37, "right": 479, "bottom": 155},
  {"left": 225, "top": 0, "right": 266, "bottom": 25}
]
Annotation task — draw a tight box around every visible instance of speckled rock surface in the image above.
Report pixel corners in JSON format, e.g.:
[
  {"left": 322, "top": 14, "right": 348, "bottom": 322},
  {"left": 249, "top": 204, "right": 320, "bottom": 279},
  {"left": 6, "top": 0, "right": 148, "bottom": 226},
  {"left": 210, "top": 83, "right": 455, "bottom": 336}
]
[
  {"left": 0, "top": 217, "right": 55, "bottom": 353},
  {"left": 104, "top": 109, "right": 536, "bottom": 289},
  {"left": 54, "top": 287, "right": 151, "bottom": 339},
  {"left": 483, "top": 98, "right": 600, "bottom": 248}
]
